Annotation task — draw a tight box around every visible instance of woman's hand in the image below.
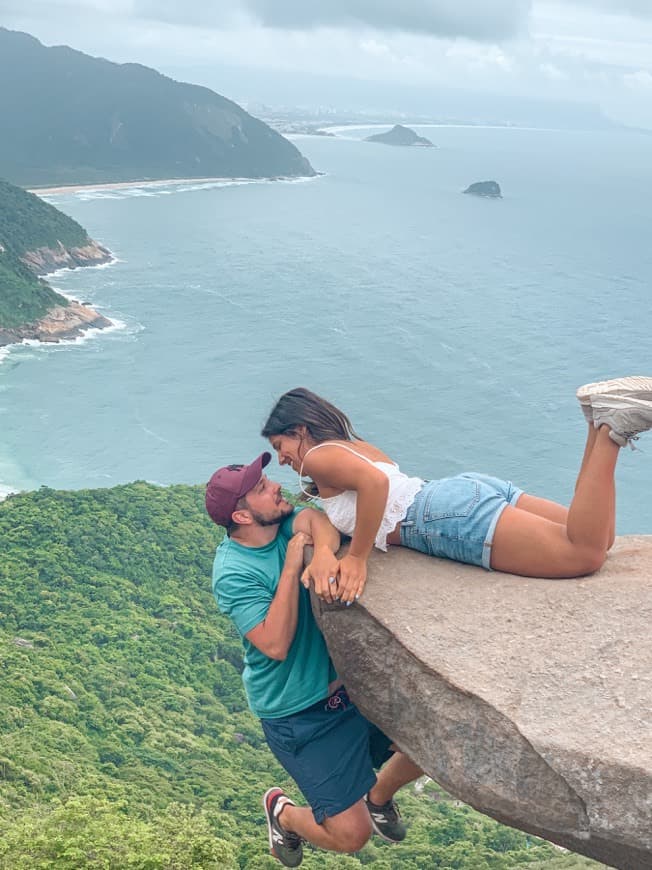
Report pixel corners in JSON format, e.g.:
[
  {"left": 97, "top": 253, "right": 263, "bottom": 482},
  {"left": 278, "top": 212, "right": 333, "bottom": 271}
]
[
  {"left": 336, "top": 553, "right": 368, "bottom": 605},
  {"left": 302, "top": 545, "right": 340, "bottom": 604}
]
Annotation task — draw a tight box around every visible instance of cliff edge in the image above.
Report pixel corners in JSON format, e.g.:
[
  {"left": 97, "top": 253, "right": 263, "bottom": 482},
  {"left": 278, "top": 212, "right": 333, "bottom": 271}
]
[{"left": 312, "top": 536, "right": 652, "bottom": 869}]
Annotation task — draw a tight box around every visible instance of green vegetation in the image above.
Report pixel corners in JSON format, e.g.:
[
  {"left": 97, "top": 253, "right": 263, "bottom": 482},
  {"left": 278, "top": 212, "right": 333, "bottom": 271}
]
[
  {"left": 0, "top": 179, "right": 88, "bottom": 253},
  {"left": 0, "top": 178, "right": 90, "bottom": 327},
  {"left": 0, "top": 252, "right": 65, "bottom": 328},
  {"left": 0, "top": 28, "right": 315, "bottom": 187},
  {"left": 0, "top": 484, "right": 604, "bottom": 868}
]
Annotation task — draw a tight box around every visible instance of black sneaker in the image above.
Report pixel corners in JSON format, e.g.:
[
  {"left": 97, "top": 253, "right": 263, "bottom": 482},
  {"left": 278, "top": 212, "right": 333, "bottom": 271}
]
[
  {"left": 365, "top": 793, "right": 407, "bottom": 843},
  {"left": 263, "top": 787, "right": 304, "bottom": 867}
]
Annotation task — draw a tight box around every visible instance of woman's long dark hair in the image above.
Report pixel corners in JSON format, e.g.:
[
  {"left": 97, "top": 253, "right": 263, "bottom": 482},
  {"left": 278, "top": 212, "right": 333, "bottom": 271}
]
[
  {"left": 262, "top": 388, "right": 362, "bottom": 496},
  {"left": 261, "top": 387, "right": 362, "bottom": 443}
]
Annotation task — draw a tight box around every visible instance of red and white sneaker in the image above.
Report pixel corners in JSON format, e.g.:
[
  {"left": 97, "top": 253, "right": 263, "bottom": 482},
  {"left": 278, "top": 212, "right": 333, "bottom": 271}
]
[{"left": 263, "top": 787, "right": 304, "bottom": 867}]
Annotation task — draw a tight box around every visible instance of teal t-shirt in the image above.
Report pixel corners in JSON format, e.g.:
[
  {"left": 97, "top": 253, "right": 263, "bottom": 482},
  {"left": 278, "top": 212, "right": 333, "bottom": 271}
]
[{"left": 212, "top": 510, "right": 337, "bottom": 719}]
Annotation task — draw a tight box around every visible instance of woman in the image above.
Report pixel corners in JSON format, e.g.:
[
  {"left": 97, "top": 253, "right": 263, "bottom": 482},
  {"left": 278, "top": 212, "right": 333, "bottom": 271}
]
[{"left": 261, "top": 379, "right": 652, "bottom": 603}]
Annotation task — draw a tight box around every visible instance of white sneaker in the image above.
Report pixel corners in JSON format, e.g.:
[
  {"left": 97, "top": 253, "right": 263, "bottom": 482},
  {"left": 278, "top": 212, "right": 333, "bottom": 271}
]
[
  {"left": 591, "top": 393, "right": 652, "bottom": 447},
  {"left": 576, "top": 376, "right": 652, "bottom": 423}
]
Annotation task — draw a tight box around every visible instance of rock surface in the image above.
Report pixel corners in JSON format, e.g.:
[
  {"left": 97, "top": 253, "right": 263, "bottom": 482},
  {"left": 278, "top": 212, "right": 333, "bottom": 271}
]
[
  {"left": 0, "top": 239, "right": 114, "bottom": 347},
  {"left": 20, "top": 240, "right": 113, "bottom": 275},
  {"left": 0, "top": 301, "right": 113, "bottom": 347},
  {"left": 312, "top": 537, "right": 652, "bottom": 869},
  {"left": 464, "top": 180, "right": 502, "bottom": 197},
  {"left": 365, "top": 124, "right": 434, "bottom": 147}
]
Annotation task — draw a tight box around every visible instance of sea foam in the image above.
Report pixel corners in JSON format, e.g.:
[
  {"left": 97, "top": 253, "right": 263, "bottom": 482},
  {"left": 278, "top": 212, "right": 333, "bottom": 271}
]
[
  {"left": 0, "top": 258, "right": 131, "bottom": 366},
  {"left": 43, "top": 175, "right": 322, "bottom": 203}
]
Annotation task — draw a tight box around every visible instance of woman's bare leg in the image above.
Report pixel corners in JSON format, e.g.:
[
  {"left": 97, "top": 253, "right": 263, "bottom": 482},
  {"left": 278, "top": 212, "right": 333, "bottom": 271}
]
[
  {"left": 513, "top": 493, "right": 568, "bottom": 524},
  {"left": 512, "top": 423, "right": 615, "bottom": 549},
  {"left": 577, "top": 423, "right": 598, "bottom": 482},
  {"left": 490, "top": 426, "right": 620, "bottom": 578},
  {"left": 574, "top": 423, "right": 615, "bottom": 548}
]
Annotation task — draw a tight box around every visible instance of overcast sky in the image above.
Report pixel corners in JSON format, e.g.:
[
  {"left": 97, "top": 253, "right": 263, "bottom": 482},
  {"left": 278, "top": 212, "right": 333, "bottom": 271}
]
[{"left": 2, "top": 0, "right": 652, "bottom": 127}]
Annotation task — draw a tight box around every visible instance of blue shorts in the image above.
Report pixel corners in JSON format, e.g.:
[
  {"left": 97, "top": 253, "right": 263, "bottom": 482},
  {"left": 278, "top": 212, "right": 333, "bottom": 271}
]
[
  {"left": 400, "top": 473, "right": 523, "bottom": 570},
  {"left": 261, "top": 687, "right": 394, "bottom": 824}
]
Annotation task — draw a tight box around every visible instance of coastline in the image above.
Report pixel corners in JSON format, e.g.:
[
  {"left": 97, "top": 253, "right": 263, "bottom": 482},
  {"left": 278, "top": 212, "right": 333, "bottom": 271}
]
[
  {"left": 321, "top": 122, "right": 565, "bottom": 135},
  {"left": 29, "top": 176, "right": 229, "bottom": 195},
  {"left": 0, "top": 300, "right": 114, "bottom": 349},
  {"left": 0, "top": 247, "right": 120, "bottom": 501},
  {"left": 29, "top": 174, "right": 318, "bottom": 196},
  {"left": 0, "top": 242, "right": 118, "bottom": 350},
  {"left": 24, "top": 239, "right": 114, "bottom": 275}
]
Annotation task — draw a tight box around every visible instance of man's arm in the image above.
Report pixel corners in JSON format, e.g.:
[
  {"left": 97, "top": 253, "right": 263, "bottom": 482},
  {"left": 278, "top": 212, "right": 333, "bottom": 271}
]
[
  {"left": 293, "top": 508, "right": 341, "bottom": 603},
  {"left": 245, "top": 531, "right": 311, "bottom": 661}
]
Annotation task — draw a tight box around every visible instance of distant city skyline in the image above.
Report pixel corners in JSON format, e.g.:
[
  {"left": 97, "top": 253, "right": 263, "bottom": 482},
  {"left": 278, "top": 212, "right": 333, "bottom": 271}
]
[{"left": 2, "top": 1, "right": 652, "bottom": 128}]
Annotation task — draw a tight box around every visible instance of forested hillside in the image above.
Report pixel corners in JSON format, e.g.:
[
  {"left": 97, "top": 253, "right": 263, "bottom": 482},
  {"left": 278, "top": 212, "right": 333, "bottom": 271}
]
[
  {"left": 0, "top": 247, "right": 64, "bottom": 329},
  {"left": 0, "top": 28, "right": 315, "bottom": 187},
  {"left": 0, "top": 179, "right": 79, "bottom": 327},
  {"left": 0, "top": 178, "right": 113, "bottom": 332},
  {"left": 0, "top": 483, "right": 603, "bottom": 868},
  {"left": 0, "top": 179, "right": 89, "bottom": 253}
]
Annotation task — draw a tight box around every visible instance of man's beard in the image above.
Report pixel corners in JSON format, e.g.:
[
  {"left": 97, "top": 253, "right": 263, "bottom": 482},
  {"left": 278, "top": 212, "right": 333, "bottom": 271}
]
[{"left": 248, "top": 501, "right": 293, "bottom": 527}]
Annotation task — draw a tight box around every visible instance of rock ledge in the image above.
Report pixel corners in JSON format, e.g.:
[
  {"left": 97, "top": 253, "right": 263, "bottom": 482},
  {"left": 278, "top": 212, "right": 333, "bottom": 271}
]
[
  {"left": 312, "top": 536, "right": 652, "bottom": 869},
  {"left": 21, "top": 240, "right": 113, "bottom": 275},
  {"left": 0, "top": 302, "right": 113, "bottom": 347}
]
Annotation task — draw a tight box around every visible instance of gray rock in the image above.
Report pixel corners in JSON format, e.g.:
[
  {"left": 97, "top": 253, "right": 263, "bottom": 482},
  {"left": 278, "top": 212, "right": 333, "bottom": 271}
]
[
  {"left": 12, "top": 637, "right": 34, "bottom": 649},
  {"left": 464, "top": 180, "right": 502, "bottom": 197},
  {"left": 311, "top": 536, "right": 652, "bottom": 869}
]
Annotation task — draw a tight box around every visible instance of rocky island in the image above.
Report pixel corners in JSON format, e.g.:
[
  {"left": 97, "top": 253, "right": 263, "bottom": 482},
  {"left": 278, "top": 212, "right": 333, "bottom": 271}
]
[
  {"left": 0, "top": 178, "right": 113, "bottom": 347},
  {"left": 365, "top": 124, "right": 435, "bottom": 147},
  {"left": 463, "top": 180, "right": 502, "bottom": 198}
]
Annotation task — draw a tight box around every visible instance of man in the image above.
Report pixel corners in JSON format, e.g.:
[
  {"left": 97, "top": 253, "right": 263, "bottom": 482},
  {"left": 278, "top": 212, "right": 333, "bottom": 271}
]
[{"left": 206, "top": 452, "right": 423, "bottom": 867}]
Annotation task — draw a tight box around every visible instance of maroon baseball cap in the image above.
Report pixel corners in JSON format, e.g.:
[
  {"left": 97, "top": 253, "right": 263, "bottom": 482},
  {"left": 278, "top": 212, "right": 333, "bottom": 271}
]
[{"left": 205, "top": 452, "right": 271, "bottom": 527}]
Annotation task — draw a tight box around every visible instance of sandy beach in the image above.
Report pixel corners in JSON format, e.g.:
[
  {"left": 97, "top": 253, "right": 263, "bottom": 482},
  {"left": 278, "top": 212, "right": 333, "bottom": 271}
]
[{"left": 29, "top": 176, "right": 258, "bottom": 195}]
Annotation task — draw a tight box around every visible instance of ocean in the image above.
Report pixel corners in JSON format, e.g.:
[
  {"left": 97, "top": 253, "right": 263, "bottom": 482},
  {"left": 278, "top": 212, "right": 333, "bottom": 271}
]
[{"left": 2, "top": 125, "right": 651, "bottom": 532}]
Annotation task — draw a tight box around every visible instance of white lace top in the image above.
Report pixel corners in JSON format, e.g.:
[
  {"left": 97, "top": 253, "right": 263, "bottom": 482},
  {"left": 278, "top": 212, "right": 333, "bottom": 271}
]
[{"left": 299, "top": 442, "right": 424, "bottom": 552}]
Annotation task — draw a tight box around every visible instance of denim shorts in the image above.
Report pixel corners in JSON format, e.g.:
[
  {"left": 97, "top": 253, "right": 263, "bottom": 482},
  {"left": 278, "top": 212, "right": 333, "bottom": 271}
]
[
  {"left": 261, "top": 687, "right": 394, "bottom": 824},
  {"left": 400, "top": 473, "right": 523, "bottom": 570}
]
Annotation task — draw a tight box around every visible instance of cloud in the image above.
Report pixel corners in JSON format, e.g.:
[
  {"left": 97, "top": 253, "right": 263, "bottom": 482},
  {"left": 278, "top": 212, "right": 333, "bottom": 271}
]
[
  {"left": 0, "top": 0, "right": 129, "bottom": 12},
  {"left": 445, "top": 41, "right": 515, "bottom": 73},
  {"left": 131, "top": 0, "right": 532, "bottom": 41},
  {"left": 1, "top": 0, "right": 534, "bottom": 42},
  {"left": 567, "top": 0, "right": 652, "bottom": 18},
  {"left": 624, "top": 69, "right": 652, "bottom": 90},
  {"left": 539, "top": 61, "right": 567, "bottom": 80}
]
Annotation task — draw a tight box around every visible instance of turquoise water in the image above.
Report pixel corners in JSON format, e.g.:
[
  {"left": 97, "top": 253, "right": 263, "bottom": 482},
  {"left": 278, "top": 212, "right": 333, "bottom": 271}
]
[{"left": 2, "top": 126, "right": 651, "bottom": 532}]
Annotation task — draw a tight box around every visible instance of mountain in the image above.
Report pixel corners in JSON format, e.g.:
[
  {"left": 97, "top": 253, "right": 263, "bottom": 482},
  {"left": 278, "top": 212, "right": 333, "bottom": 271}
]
[
  {"left": 365, "top": 125, "right": 434, "bottom": 147},
  {"left": 0, "top": 178, "right": 111, "bottom": 339},
  {"left": 0, "top": 483, "right": 593, "bottom": 868},
  {"left": 0, "top": 28, "right": 316, "bottom": 187}
]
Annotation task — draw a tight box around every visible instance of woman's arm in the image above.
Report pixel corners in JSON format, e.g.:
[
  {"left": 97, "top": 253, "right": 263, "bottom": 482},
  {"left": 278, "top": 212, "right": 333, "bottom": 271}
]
[
  {"left": 292, "top": 507, "right": 341, "bottom": 603},
  {"left": 303, "top": 447, "right": 390, "bottom": 604}
]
